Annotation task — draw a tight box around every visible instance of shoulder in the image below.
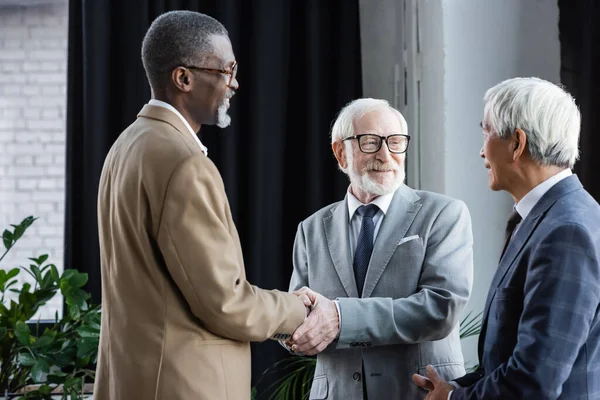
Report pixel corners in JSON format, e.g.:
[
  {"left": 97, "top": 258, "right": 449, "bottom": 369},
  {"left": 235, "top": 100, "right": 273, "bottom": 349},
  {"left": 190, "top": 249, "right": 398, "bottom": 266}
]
[
  {"left": 413, "top": 189, "right": 470, "bottom": 217},
  {"left": 299, "top": 200, "right": 345, "bottom": 226},
  {"left": 549, "top": 187, "right": 600, "bottom": 227}
]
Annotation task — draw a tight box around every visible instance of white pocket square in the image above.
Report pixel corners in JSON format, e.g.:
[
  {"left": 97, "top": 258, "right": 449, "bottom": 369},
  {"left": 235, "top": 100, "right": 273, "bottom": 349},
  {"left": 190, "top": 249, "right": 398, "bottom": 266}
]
[{"left": 397, "top": 235, "right": 420, "bottom": 246}]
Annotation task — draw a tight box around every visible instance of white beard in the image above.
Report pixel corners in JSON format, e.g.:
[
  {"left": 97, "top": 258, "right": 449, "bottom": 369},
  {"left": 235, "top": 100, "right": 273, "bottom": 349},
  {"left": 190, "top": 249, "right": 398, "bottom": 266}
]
[
  {"left": 216, "top": 101, "right": 231, "bottom": 128},
  {"left": 346, "top": 151, "right": 405, "bottom": 196}
]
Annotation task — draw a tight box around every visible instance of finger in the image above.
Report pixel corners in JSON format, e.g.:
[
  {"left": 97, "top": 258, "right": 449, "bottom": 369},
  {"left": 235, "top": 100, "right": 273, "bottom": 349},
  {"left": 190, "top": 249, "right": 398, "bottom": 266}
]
[
  {"left": 296, "top": 293, "right": 312, "bottom": 307},
  {"left": 425, "top": 365, "right": 441, "bottom": 385},
  {"left": 291, "top": 314, "right": 319, "bottom": 342},
  {"left": 301, "top": 337, "right": 329, "bottom": 356},
  {"left": 412, "top": 374, "right": 434, "bottom": 391},
  {"left": 307, "top": 338, "right": 331, "bottom": 356},
  {"left": 293, "top": 287, "right": 318, "bottom": 304},
  {"left": 294, "top": 329, "right": 324, "bottom": 351}
]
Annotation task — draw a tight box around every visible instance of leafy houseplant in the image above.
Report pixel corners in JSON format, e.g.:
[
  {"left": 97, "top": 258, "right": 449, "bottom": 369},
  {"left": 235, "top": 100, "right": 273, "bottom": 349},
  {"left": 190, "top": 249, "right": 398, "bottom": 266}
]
[
  {"left": 252, "top": 311, "right": 483, "bottom": 400},
  {"left": 0, "top": 216, "right": 100, "bottom": 400}
]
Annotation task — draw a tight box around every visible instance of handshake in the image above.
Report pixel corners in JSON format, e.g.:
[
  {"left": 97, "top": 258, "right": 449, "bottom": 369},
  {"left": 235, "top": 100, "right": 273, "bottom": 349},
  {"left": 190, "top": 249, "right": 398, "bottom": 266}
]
[{"left": 286, "top": 287, "right": 340, "bottom": 356}]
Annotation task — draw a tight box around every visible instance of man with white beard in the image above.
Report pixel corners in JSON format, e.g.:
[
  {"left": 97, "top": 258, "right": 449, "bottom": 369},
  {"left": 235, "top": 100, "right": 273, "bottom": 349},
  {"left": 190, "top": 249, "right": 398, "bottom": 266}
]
[{"left": 284, "top": 98, "right": 474, "bottom": 399}]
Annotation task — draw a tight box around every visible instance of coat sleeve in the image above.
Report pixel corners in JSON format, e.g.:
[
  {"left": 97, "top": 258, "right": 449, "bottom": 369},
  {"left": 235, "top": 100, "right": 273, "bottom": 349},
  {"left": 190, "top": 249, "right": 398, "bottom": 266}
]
[
  {"left": 156, "top": 155, "right": 306, "bottom": 342},
  {"left": 336, "top": 199, "right": 474, "bottom": 347}
]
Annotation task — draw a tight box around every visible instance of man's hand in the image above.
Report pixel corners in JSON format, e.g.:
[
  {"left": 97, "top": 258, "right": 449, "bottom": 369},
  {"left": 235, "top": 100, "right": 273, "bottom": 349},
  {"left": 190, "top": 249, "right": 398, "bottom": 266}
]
[
  {"left": 412, "top": 365, "right": 454, "bottom": 399},
  {"left": 293, "top": 291, "right": 313, "bottom": 316},
  {"left": 287, "top": 287, "right": 339, "bottom": 355}
]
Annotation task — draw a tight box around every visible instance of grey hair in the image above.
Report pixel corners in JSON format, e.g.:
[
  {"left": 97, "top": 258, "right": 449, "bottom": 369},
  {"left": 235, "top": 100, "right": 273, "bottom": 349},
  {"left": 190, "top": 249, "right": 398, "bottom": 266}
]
[
  {"left": 484, "top": 77, "right": 581, "bottom": 169},
  {"left": 141, "top": 10, "right": 228, "bottom": 91},
  {"left": 330, "top": 98, "right": 408, "bottom": 144}
]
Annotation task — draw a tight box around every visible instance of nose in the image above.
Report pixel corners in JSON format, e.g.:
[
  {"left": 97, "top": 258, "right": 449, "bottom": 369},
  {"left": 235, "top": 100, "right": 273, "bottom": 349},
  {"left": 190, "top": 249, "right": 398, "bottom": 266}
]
[
  {"left": 479, "top": 146, "right": 485, "bottom": 158},
  {"left": 229, "top": 77, "right": 239, "bottom": 90},
  {"left": 375, "top": 140, "right": 393, "bottom": 161}
]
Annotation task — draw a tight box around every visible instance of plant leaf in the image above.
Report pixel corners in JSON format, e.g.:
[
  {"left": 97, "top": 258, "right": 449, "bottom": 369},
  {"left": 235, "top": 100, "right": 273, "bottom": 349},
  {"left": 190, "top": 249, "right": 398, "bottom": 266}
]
[
  {"left": 19, "top": 352, "right": 37, "bottom": 367},
  {"left": 69, "top": 304, "right": 81, "bottom": 320},
  {"left": 31, "top": 358, "right": 49, "bottom": 382},
  {"left": 7, "top": 267, "right": 19, "bottom": 280},
  {"left": 15, "top": 320, "right": 31, "bottom": 345},
  {"left": 33, "top": 334, "right": 54, "bottom": 348},
  {"left": 50, "top": 265, "right": 60, "bottom": 283},
  {"left": 0, "top": 326, "right": 6, "bottom": 339},
  {"left": 64, "top": 377, "right": 82, "bottom": 390},
  {"left": 2, "top": 229, "right": 13, "bottom": 249},
  {"left": 31, "top": 265, "right": 42, "bottom": 283},
  {"left": 77, "top": 337, "right": 99, "bottom": 358},
  {"left": 77, "top": 325, "right": 100, "bottom": 338}
]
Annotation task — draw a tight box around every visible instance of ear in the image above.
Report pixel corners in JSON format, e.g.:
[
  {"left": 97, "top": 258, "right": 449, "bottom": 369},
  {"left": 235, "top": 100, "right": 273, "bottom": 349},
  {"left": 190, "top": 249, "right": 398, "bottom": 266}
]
[
  {"left": 171, "top": 67, "right": 193, "bottom": 93},
  {"left": 332, "top": 141, "right": 348, "bottom": 170},
  {"left": 512, "top": 128, "right": 528, "bottom": 162}
]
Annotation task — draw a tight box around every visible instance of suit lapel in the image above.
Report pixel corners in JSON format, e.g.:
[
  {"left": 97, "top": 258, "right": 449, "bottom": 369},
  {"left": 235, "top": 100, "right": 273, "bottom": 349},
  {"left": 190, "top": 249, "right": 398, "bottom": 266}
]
[
  {"left": 362, "top": 185, "right": 421, "bottom": 298},
  {"left": 324, "top": 198, "right": 359, "bottom": 298}
]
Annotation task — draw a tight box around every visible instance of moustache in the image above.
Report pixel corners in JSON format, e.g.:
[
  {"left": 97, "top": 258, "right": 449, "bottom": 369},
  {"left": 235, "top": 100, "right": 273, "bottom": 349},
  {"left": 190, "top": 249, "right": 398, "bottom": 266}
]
[{"left": 361, "top": 159, "right": 398, "bottom": 173}]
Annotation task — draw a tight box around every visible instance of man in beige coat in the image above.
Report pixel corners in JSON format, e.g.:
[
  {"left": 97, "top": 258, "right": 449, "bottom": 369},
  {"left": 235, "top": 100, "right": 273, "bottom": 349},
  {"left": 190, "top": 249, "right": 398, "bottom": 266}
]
[{"left": 94, "top": 11, "right": 318, "bottom": 400}]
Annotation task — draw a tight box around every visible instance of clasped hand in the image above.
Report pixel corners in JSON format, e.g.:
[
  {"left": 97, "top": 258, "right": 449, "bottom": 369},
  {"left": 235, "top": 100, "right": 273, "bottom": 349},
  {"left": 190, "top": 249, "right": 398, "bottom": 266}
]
[{"left": 288, "top": 286, "right": 340, "bottom": 356}]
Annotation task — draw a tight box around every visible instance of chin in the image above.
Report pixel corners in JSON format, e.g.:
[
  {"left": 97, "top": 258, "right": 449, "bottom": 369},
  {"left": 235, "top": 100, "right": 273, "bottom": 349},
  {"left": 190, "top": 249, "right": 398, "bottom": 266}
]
[
  {"left": 359, "top": 173, "right": 404, "bottom": 196},
  {"left": 488, "top": 179, "right": 502, "bottom": 192},
  {"left": 215, "top": 102, "right": 231, "bottom": 128}
]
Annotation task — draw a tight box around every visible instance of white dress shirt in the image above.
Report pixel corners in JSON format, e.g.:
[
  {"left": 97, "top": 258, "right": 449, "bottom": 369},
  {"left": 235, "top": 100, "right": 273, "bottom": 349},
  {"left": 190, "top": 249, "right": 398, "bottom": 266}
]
[
  {"left": 347, "top": 189, "right": 394, "bottom": 255},
  {"left": 514, "top": 168, "right": 572, "bottom": 223},
  {"left": 148, "top": 99, "right": 208, "bottom": 156},
  {"left": 448, "top": 168, "right": 572, "bottom": 400}
]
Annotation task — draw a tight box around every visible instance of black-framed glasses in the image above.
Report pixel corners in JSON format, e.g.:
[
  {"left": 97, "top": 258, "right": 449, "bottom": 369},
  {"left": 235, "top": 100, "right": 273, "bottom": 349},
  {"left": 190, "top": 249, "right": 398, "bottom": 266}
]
[
  {"left": 181, "top": 60, "right": 238, "bottom": 87},
  {"left": 343, "top": 134, "right": 411, "bottom": 154}
]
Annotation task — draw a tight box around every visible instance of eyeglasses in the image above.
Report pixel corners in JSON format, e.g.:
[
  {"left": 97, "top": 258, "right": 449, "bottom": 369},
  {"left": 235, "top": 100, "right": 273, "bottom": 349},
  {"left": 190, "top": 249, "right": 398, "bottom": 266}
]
[
  {"left": 343, "top": 134, "right": 411, "bottom": 154},
  {"left": 181, "top": 60, "right": 238, "bottom": 87}
]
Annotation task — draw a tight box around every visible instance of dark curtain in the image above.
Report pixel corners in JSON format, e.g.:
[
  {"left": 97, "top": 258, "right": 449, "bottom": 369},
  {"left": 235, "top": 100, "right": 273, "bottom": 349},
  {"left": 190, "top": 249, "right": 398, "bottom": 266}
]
[
  {"left": 65, "top": 0, "right": 362, "bottom": 390},
  {"left": 559, "top": 0, "right": 600, "bottom": 202}
]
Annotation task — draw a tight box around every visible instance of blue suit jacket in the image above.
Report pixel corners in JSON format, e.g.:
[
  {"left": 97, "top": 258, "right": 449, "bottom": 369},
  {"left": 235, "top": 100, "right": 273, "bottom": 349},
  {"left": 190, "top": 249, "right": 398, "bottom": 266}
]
[{"left": 453, "top": 175, "right": 600, "bottom": 399}]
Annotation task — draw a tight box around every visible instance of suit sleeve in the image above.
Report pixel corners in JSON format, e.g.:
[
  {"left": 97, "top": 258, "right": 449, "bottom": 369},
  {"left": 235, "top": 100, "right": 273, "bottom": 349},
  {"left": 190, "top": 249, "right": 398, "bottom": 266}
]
[
  {"left": 289, "top": 221, "right": 310, "bottom": 293},
  {"left": 452, "top": 223, "right": 600, "bottom": 400},
  {"left": 336, "top": 199, "right": 474, "bottom": 347},
  {"left": 156, "top": 155, "right": 305, "bottom": 342}
]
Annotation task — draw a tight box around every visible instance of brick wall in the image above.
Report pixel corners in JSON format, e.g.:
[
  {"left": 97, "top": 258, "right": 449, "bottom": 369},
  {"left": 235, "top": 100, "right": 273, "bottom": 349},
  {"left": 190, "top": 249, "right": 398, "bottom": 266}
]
[{"left": 0, "top": 1, "right": 68, "bottom": 320}]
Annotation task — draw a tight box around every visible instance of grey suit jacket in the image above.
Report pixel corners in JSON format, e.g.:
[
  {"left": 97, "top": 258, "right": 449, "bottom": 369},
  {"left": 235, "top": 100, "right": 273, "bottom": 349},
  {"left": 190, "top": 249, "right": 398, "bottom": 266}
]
[{"left": 290, "top": 184, "right": 473, "bottom": 400}]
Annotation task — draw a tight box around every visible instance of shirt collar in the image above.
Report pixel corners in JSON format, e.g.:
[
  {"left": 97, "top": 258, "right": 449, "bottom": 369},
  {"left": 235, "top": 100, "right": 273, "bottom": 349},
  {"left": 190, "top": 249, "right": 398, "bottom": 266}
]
[
  {"left": 148, "top": 99, "right": 208, "bottom": 156},
  {"left": 515, "top": 168, "right": 572, "bottom": 220},
  {"left": 347, "top": 187, "right": 395, "bottom": 220}
]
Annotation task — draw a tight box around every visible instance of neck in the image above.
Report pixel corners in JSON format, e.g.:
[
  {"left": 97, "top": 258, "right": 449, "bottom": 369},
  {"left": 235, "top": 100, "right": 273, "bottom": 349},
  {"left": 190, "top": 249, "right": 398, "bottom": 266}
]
[
  {"left": 350, "top": 185, "right": 380, "bottom": 204},
  {"left": 508, "top": 163, "right": 567, "bottom": 203},
  {"left": 152, "top": 92, "right": 201, "bottom": 133}
]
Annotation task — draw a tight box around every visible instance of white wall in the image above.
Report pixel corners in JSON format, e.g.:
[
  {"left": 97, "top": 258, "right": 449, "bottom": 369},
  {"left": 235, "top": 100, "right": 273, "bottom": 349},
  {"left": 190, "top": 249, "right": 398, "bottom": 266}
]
[
  {"left": 0, "top": 1, "right": 68, "bottom": 319},
  {"left": 417, "top": 0, "right": 560, "bottom": 365}
]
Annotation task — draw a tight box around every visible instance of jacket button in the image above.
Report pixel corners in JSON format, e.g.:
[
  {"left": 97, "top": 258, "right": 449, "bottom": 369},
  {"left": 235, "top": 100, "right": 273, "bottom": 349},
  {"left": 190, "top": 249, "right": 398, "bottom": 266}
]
[{"left": 353, "top": 372, "right": 361, "bottom": 381}]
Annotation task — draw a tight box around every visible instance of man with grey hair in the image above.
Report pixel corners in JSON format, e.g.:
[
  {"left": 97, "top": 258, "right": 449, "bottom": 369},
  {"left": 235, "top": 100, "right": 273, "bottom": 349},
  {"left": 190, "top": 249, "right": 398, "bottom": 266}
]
[
  {"left": 285, "top": 98, "right": 474, "bottom": 399},
  {"left": 95, "top": 11, "right": 313, "bottom": 400},
  {"left": 413, "top": 77, "right": 600, "bottom": 399}
]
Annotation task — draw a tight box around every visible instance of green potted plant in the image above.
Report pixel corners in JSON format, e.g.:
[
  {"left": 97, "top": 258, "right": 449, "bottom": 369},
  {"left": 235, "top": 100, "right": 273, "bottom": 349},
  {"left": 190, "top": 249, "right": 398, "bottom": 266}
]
[
  {"left": 252, "top": 311, "right": 482, "bottom": 400},
  {"left": 0, "top": 216, "right": 100, "bottom": 400}
]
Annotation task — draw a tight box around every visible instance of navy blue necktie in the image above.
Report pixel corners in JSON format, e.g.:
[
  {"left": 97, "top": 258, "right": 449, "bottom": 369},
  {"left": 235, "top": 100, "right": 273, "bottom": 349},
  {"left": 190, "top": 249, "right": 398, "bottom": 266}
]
[
  {"left": 500, "top": 210, "right": 522, "bottom": 261},
  {"left": 353, "top": 204, "right": 379, "bottom": 297}
]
